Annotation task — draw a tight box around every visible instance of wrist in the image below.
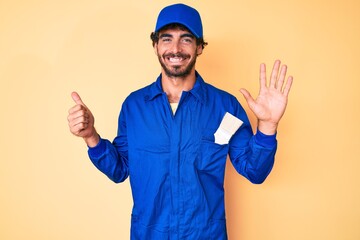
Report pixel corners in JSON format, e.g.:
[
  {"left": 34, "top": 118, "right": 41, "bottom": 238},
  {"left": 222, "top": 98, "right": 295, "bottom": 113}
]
[
  {"left": 258, "top": 120, "right": 278, "bottom": 135},
  {"left": 84, "top": 130, "right": 100, "bottom": 148},
  {"left": 254, "top": 130, "right": 277, "bottom": 148}
]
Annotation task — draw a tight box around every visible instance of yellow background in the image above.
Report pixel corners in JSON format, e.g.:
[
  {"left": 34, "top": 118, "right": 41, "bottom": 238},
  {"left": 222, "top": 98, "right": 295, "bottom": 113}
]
[{"left": 1, "top": 0, "right": 359, "bottom": 239}]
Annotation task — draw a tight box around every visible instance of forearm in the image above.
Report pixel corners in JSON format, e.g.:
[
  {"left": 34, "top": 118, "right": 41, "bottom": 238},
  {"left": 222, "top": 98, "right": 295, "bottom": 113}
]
[
  {"left": 230, "top": 130, "right": 277, "bottom": 184},
  {"left": 245, "top": 131, "right": 277, "bottom": 183},
  {"left": 88, "top": 137, "right": 129, "bottom": 183}
]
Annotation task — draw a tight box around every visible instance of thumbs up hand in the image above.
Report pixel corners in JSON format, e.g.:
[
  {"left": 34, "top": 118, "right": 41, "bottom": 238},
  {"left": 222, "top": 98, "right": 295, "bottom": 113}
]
[{"left": 68, "top": 92, "right": 99, "bottom": 147}]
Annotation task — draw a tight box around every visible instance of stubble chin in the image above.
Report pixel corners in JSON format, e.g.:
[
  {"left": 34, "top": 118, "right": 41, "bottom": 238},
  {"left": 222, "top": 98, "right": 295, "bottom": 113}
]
[{"left": 158, "top": 56, "right": 197, "bottom": 78}]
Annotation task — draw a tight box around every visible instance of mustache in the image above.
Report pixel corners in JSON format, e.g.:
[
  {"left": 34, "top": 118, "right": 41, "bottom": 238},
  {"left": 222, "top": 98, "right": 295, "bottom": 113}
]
[{"left": 163, "top": 53, "right": 190, "bottom": 59}]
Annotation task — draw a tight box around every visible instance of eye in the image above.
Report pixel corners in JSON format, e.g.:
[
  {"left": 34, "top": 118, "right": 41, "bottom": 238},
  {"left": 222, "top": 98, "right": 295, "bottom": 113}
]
[
  {"left": 161, "top": 37, "right": 171, "bottom": 42},
  {"left": 182, "top": 38, "right": 193, "bottom": 43}
]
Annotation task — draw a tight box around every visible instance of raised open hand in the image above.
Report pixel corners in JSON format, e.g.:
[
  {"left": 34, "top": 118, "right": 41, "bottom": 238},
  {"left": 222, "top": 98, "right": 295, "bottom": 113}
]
[{"left": 240, "top": 60, "right": 293, "bottom": 135}]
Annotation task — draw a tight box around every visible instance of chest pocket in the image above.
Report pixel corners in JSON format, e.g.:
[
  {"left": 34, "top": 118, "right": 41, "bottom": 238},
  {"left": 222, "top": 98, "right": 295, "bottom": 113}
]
[{"left": 196, "top": 128, "right": 229, "bottom": 173}]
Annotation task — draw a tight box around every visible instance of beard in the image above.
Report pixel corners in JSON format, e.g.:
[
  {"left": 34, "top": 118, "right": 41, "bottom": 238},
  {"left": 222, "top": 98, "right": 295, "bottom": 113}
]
[{"left": 158, "top": 52, "right": 197, "bottom": 78}]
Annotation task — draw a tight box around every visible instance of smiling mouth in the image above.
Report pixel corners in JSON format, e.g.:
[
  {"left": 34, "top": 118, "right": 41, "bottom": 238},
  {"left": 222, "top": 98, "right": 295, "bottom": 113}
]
[
  {"left": 168, "top": 57, "right": 184, "bottom": 63},
  {"left": 164, "top": 54, "right": 189, "bottom": 64}
]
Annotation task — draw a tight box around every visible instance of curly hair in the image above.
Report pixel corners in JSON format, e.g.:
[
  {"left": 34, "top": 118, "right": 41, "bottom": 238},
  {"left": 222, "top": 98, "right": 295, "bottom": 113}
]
[{"left": 150, "top": 23, "right": 208, "bottom": 49}]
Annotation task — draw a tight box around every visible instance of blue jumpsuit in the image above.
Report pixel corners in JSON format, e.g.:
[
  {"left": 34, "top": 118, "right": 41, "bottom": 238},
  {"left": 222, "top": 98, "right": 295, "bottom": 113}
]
[{"left": 88, "top": 72, "right": 277, "bottom": 239}]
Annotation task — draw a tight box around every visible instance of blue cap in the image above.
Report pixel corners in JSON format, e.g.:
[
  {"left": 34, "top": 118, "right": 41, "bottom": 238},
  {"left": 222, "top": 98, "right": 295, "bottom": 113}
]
[{"left": 155, "top": 3, "right": 203, "bottom": 38}]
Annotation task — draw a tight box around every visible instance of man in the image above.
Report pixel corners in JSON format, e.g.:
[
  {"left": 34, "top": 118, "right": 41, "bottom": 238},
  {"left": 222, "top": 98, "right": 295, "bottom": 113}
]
[{"left": 68, "top": 3, "right": 293, "bottom": 239}]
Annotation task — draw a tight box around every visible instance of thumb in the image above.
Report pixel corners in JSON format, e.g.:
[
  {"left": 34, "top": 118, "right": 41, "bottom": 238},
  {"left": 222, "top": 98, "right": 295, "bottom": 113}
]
[
  {"left": 239, "top": 88, "right": 252, "bottom": 102},
  {"left": 239, "top": 88, "right": 255, "bottom": 108},
  {"left": 71, "top": 91, "right": 85, "bottom": 106}
]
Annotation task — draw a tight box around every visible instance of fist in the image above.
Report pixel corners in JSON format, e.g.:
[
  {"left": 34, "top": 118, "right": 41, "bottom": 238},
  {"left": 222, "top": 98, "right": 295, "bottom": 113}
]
[{"left": 67, "top": 92, "right": 96, "bottom": 140}]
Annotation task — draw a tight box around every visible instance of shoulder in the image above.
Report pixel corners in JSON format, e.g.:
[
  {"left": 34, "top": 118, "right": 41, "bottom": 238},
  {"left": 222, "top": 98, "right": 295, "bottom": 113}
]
[
  {"left": 128, "top": 83, "right": 153, "bottom": 98},
  {"left": 202, "top": 81, "right": 249, "bottom": 121},
  {"left": 204, "top": 81, "right": 239, "bottom": 104},
  {"left": 123, "top": 82, "right": 157, "bottom": 104}
]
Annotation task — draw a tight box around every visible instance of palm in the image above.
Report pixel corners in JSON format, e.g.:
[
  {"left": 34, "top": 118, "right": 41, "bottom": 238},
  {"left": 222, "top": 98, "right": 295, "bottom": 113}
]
[
  {"left": 250, "top": 85, "right": 288, "bottom": 123},
  {"left": 240, "top": 60, "right": 293, "bottom": 131}
]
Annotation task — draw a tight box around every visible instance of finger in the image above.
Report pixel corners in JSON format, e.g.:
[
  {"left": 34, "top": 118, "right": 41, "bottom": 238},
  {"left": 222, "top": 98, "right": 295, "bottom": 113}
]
[
  {"left": 276, "top": 64, "right": 287, "bottom": 90},
  {"left": 259, "top": 63, "right": 266, "bottom": 89},
  {"left": 71, "top": 91, "right": 85, "bottom": 106},
  {"left": 69, "top": 116, "right": 89, "bottom": 128},
  {"left": 69, "top": 116, "right": 89, "bottom": 132},
  {"left": 68, "top": 110, "right": 89, "bottom": 123},
  {"left": 70, "top": 122, "right": 88, "bottom": 135},
  {"left": 283, "top": 76, "right": 293, "bottom": 96},
  {"left": 269, "top": 60, "right": 281, "bottom": 88},
  {"left": 68, "top": 104, "right": 86, "bottom": 115},
  {"left": 240, "top": 88, "right": 256, "bottom": 108}
]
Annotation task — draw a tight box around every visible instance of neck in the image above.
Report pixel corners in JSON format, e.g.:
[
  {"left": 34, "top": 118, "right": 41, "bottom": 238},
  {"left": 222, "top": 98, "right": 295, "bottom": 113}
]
[{"left": 161, "top": 70, "right": 196, "bottom": 103}]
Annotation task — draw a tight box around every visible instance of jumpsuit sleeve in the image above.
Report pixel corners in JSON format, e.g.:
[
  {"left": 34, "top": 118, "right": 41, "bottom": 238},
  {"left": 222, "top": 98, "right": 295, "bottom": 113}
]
[
  {"left": 228, "top": 98, "right": 278, "bottom": 184},
  {"left": 87, "top": 104, "right": 129, "bottom": 183}
]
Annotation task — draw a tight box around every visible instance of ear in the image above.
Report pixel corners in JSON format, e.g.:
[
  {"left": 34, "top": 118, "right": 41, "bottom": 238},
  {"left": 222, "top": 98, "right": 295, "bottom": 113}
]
[
  {"left": 153, "top": 43, "right": 158, "bottom": 56},
  {"left": 196, "top": 45, "right": 203, "bottom": 56}
]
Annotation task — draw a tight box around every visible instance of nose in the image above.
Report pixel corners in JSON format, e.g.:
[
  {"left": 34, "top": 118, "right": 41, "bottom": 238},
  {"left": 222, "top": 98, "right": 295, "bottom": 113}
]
[{"left": 170, "top": 40, "right": 182, "bottom": 53}]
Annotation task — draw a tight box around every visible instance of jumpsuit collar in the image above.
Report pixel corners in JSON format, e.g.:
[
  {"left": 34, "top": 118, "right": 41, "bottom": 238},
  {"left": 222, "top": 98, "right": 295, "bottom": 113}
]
[{"left": 145, "top": 71, "right": 207, "bottom": 104}]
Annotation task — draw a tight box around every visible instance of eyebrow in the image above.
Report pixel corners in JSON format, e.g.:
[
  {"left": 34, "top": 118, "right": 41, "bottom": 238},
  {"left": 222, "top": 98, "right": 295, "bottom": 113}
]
[
  {"left": 180, "top": 33, "right": 195, "bottom": 39},
  {"left": 159, "top": 33, "right": 195, "bottom": 39},
  {"left": 159, "top": 33, "right": 173, "bottom": 39}
]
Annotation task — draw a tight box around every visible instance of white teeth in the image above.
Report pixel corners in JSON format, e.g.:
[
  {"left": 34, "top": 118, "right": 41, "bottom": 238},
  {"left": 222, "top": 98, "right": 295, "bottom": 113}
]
[{"left": 169, "top": 57, "right": 183, "bottom": 63}]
